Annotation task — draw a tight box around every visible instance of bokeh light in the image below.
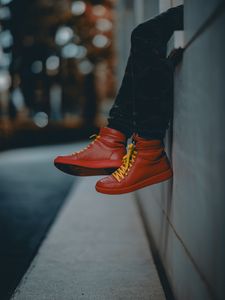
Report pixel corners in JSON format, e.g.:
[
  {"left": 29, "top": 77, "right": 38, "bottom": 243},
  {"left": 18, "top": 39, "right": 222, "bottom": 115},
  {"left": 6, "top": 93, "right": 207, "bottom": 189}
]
[
  {"left": 0, "top": 30, "right": 13, "bottom": 48},
  {"left": 78, "top": 60, "right": 94, "bottom": 75},
  {"left": 46, "top": 56, "right": 60, "bottom": 71},
  {"left": 31, "top": 61, "right": 43, "bottom": 74},
  {"left": 71, "top": 1, "right": 86, "bottom": 16},
  {"left": 92, "top": 5, "right": 106, "bottom": 17},
  {"left": 62, "top": 43, "right": 79, "bottom": 59},
  {"left": 0, "top": 0, "right": 13, "bottom": 5},
  {"left": 76, "top": 45, "right": 87, "bottom": 59},
  {"left": 0, "top": 52, "right": 11, "bottom": 68},
  {"left": 92, "top": 34, "right": 109, "bottom": 48},
  {"left": 11, "top": 88, "right": 25, "bottom": 110},
  {"left": 55, "top": 26, "right": 74, "bottom": 46},
  {"left": 96, "top": 18, "right": 112, "bottom": 32},
  {"left": 0, "top": 7, "right": 11, "bottom": 20},
  {"left": 0, "top": 70, "right": 11, "bottom": 91},
  {"left": 33, "top": 112, "right": 49, "bottom": 128}
]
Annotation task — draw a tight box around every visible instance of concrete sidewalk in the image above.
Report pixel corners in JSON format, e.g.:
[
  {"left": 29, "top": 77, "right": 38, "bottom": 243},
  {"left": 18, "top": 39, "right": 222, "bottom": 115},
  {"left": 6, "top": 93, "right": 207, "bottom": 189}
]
[{"left": 12, "top": 177, "right": 165, "bottom": 300}]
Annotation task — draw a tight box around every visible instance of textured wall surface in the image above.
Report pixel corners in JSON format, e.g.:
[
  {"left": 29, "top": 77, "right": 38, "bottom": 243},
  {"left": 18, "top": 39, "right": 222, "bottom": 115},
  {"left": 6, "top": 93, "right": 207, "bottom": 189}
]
[{"left": 136, "top": 1, "right": 225, "bottom": 300}]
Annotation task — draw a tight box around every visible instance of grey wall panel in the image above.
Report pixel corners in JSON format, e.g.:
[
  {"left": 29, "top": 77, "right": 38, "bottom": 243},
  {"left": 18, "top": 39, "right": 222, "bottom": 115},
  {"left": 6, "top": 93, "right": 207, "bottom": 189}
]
[
  {"left": 171, "top": 7, "right": 225, "bottom": 299},
  {"left": 137, "top": 1, "right": 225, "bottom": 300},
  {"left": 185, "top": 0, "right": 225, "bottom": 42},
  {"left": 143, "top": 0, "right": 159, "bottom": 19},
  {"left": 115, "top": 0, "right": 225, "bottom": 299},
  {"left": 137, "top": 188, "right": 212, "bottom": 300}
]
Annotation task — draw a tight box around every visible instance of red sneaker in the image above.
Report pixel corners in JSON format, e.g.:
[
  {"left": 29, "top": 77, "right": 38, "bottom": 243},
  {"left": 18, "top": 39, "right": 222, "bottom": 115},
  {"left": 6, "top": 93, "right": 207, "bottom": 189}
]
[
  {"left": 54, "top": 127, "right": 127, "bottom": 176},
  {"left": 95, "top": 135, "right": 173, "bottom": 194}
]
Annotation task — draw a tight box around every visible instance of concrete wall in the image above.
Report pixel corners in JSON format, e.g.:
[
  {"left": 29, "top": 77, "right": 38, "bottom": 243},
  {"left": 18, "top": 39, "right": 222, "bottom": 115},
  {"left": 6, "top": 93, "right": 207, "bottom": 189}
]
[
  {"left": 115, "top": 1, "right": 225, "bottom": 299},
  {"left": 135, "top": 1, "right": 225, "bottom": 300}
]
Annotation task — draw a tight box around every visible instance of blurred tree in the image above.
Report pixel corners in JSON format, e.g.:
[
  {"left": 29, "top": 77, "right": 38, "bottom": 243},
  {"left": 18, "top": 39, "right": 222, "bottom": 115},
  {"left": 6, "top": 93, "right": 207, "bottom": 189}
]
[{"left": 0, "top": 0, "right": 116, "bottom": 129}]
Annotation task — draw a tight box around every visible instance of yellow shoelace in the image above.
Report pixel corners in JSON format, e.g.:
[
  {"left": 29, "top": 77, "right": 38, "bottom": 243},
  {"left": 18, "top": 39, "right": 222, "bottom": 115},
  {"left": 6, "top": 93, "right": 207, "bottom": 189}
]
[
  {"left": 112, "top": 143, "right": 137, "bottom": 182},
  {"left": 71, "top": 134, "right": 100, "bottom": 155}
]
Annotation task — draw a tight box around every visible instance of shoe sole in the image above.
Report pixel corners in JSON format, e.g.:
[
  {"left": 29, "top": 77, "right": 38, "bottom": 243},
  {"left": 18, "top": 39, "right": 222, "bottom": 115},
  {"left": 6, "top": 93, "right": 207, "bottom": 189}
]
[
  {"left": 95, "top": 168, "right": 173, "bottom": 194},
  {"left": 54, "top": 162, "right": 118, "bottom": 176}
]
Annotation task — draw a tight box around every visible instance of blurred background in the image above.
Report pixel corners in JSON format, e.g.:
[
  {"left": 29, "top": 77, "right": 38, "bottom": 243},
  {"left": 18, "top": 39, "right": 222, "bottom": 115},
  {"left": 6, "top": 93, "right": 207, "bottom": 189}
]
[
  {"left": 0, "top": 1, "right": 119, "bottom": 299},
  {"left": 0, "top": 0, "right": 117, "bottom": 150}
]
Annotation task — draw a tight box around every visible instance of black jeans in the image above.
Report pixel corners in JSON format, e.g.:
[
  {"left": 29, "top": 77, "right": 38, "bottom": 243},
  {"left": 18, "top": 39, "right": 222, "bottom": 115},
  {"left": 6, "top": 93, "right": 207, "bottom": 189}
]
[{"left": 108, "top": 5, "right": 184, "bottom": 140}]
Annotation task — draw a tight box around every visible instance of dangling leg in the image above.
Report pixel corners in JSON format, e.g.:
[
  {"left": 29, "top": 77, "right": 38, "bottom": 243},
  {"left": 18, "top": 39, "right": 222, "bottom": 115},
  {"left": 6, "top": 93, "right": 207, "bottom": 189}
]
[
  {"left": 108, "top": 5, "right": 183, "bottom": 139},
  {"left": 130, "top": 5, "right": 183, "bottom": 139},
  {"left": 96, "top": 5, "right": 184, "bottom": 194}
]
